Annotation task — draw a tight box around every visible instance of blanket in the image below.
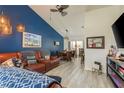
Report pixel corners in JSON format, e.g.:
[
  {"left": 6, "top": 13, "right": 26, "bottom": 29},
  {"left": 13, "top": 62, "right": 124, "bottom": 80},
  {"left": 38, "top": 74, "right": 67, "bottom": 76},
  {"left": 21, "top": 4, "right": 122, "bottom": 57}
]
[{"left": 0, "top": 66, "right": 57, "bottom": 88}]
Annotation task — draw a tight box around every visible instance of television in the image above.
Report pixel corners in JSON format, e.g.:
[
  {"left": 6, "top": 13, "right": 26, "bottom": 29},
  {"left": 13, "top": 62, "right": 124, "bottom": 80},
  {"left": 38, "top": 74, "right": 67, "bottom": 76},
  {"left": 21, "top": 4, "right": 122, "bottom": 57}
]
[{"left": 112, "top": 13, "right": 124, "bottom": 48}]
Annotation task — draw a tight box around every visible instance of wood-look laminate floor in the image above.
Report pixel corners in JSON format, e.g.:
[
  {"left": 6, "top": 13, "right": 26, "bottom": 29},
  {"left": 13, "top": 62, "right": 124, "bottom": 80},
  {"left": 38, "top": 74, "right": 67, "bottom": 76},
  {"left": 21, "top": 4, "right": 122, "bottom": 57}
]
[{"left": 46, "top": 57, "right": 114, "bottom": 88}]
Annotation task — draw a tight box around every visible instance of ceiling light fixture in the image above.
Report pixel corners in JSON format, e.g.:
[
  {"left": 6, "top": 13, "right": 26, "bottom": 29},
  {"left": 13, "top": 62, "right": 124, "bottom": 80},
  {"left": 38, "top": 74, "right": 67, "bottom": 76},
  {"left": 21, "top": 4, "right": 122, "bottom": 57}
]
[{"left": 64, "top": 29, "right": 69, "bottom": 40}]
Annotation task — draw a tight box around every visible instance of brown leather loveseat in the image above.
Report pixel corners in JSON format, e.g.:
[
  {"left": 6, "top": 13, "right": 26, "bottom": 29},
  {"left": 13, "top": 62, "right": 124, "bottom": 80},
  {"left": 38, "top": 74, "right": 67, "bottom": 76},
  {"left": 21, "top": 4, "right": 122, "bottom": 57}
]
[
  {"left": 21, "top": 50, "right": 61, "bottom": 73},
  {"left": 20, "top": 51, "right": 46, "bottom": 73},
  {"left": 35, "top": 51, "right": 61, "bottom": 72}
]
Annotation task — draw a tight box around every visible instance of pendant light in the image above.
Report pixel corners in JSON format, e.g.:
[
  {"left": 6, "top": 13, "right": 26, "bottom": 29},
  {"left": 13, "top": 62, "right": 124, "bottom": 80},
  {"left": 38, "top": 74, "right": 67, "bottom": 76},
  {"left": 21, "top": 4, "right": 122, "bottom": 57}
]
[
  {"left": 64, "top": 29, "right": 69, "bottom": 40},
  {"left": 16, "top": 23, "right": 25, "bottom": 32},
  {"left": 0, "top": 11, "right": 12, "bottom": 35}
]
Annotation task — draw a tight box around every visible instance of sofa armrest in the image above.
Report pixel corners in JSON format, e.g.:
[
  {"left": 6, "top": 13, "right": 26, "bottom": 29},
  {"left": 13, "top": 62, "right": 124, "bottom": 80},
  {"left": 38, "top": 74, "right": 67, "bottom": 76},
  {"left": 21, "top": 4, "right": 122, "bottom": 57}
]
[{"left": 22, "top": 61, "right": 28, "bottom": 67}]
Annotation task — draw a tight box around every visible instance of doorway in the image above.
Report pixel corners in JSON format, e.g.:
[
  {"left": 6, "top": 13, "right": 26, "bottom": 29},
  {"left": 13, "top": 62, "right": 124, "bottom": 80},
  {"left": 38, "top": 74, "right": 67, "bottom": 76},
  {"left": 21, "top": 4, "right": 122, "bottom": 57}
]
[{"left": 70, "top": 41, "right": 83, "bottom": 57}]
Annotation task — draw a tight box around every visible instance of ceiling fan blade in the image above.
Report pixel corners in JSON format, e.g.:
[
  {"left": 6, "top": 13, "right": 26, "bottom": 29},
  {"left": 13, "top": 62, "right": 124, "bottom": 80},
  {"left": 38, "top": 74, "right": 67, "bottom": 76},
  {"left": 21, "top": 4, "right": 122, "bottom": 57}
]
[
  {"left": 61, "top": 5, "right": 69, "bottom": 9},
  {"left": 56, "top": 5, "right": 61, "bottom": 9},
  {"left": 50, "top": 9, "right": 58, "bottom": 12},
  {"left": 61, "top": 11, "right": 68, "bottom": 16}
]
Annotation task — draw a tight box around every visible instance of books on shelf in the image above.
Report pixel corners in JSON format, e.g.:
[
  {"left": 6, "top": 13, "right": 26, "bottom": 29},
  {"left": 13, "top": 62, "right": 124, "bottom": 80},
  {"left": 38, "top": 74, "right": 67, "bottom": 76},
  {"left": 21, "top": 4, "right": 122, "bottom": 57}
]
[
  {"left": 107, "top": 57, "right": 124, "bottom": 88},
  {"left": 111, "top": 73, "right": 124, "bottom": 88},
  {"left": 118, "top": 67, "right": 124, "bottom": 76}
]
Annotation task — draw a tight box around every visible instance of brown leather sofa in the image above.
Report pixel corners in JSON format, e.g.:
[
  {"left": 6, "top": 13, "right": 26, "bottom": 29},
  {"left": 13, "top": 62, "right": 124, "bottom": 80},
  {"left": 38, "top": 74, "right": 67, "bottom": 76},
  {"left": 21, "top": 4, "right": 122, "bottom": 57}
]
[
  {"left": 0, "top": 51, "right": 61, "bottom": 73},
  {"left": 20, "top": 51, "right": 61, "bottom": 73},
  {"left": 35, "top": 51, "right": 61, "bottom": 72}
]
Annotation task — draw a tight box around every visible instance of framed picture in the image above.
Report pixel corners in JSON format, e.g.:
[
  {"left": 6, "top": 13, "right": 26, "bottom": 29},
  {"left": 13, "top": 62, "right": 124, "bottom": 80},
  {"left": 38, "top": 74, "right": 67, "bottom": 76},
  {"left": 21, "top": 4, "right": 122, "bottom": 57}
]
[
  {"left": 54, "top": 41, "right": 60, "bottom": 46},
  {"left": 22, "top": 32, "right": 41, "bottom": 48},
  {"left": 87, "top": 36, "right": 105, "bottom": 49}
]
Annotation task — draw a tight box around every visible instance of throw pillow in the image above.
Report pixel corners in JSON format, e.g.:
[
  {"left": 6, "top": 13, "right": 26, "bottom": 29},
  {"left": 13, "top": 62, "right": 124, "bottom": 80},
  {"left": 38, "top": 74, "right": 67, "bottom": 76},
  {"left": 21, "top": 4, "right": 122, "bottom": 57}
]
[
  {"left": 27, "top": 59, "right": 37, "bottom": 64},
  {"left": 45, "top": 55, "right": 50, "bottom": 60},
  {"left": 27, "top": 56, "right": 35, "bottom": 60},
  {"left": 12, "top": 58, "right": 22, "bottom": 67},
  {"left": 1, "top": 58, "right": 14, "bottom": 67}
]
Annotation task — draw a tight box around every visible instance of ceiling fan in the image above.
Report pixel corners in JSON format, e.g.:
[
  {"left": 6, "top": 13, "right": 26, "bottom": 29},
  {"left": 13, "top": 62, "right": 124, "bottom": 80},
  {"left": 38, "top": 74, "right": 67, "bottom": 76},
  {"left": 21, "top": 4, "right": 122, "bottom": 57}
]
[{"left": 50, "top": 5, "right": 69, "bottom": 16}]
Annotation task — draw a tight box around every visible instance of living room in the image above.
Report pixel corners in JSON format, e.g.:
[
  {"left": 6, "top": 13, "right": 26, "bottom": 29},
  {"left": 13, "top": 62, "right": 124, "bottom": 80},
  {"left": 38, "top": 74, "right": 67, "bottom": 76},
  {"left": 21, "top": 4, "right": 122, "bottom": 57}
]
[{"left": 0, "top": 4, "right": 124, "bottom": 89}]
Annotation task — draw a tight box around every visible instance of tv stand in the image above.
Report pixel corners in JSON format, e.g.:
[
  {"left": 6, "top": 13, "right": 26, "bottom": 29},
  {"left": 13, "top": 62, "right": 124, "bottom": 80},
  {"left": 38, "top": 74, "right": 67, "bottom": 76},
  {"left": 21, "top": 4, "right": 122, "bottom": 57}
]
[{"left": 107, "top": 57, "right": 124, "bottom": 88}]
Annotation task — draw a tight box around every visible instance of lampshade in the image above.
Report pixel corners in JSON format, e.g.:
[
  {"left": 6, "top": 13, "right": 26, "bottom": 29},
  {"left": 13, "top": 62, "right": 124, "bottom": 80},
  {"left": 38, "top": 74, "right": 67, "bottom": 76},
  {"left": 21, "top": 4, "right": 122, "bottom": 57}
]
[
  {"left": 16, "top": 23, "right": 25, "bottom": 32},
  {"left": 1, "top": 25, "right": 12, "bottom": 34},
  {"left": 0, "top": 12, "right": 12, "bottom": 35}
]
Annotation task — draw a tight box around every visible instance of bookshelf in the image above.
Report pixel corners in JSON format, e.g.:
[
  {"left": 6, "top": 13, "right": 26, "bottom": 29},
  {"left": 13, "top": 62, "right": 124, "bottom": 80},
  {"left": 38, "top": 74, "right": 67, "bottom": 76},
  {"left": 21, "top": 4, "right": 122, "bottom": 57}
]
[{"left": 107, "top": 57, "right": 124, "bottom": 88}]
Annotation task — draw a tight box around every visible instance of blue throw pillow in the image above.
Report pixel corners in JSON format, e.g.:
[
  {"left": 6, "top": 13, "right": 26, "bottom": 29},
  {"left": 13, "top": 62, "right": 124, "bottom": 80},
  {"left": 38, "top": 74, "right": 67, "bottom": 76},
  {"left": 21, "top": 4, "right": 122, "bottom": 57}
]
[
  {"left": 27, "top": 59, "right": 37, "bottom": 64},
  {"left": 27, "top": 56, "right": 35, "bottom": 60}
]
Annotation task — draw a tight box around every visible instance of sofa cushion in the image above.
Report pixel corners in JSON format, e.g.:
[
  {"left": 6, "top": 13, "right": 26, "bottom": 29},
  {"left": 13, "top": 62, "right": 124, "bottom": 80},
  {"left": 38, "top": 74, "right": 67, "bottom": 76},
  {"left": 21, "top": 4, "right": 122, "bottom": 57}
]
[
  {"left": 21, "top": 51, "right": 35, "bottom": 60},
  {"left": 1, "top": 58, "right": 14, "bottom": 67},
  {"left": 25, "top": 63, "right": 46, "bottom": 73}
]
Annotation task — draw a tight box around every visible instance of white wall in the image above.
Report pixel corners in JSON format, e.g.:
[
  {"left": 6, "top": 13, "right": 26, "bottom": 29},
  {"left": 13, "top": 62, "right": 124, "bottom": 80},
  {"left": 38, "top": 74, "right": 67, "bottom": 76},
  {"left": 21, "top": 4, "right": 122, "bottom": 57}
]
[
  {"left": 84, "top": 6, "right": 124, "bottom": 73},
  {"left": 69, "top": 36, "right": 83, "bottom": 41}
]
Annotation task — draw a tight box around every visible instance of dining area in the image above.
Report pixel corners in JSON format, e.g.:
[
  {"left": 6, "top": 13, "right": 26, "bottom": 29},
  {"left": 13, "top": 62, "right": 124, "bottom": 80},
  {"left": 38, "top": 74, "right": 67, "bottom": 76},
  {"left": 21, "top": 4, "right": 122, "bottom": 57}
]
[
  {"left": 58, "top": 49, "right": 84, "bottom": 63},
  {"left": 58, "top": 50, "right": 76, "bottom": 61}
]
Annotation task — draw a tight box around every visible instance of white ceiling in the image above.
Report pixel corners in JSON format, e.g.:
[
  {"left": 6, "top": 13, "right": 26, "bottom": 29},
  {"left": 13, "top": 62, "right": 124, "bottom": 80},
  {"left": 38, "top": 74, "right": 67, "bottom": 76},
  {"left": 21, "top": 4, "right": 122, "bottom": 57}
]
[{"left": 30, "top": 5, "right": 110, "bottom": 40}]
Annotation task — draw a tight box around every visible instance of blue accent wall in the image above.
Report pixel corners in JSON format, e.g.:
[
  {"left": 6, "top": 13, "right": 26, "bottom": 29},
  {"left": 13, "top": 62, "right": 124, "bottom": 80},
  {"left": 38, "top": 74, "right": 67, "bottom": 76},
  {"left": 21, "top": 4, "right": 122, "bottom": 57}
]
[{"left": 0, "top": 5, "right": 64, "bottom": 55}]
